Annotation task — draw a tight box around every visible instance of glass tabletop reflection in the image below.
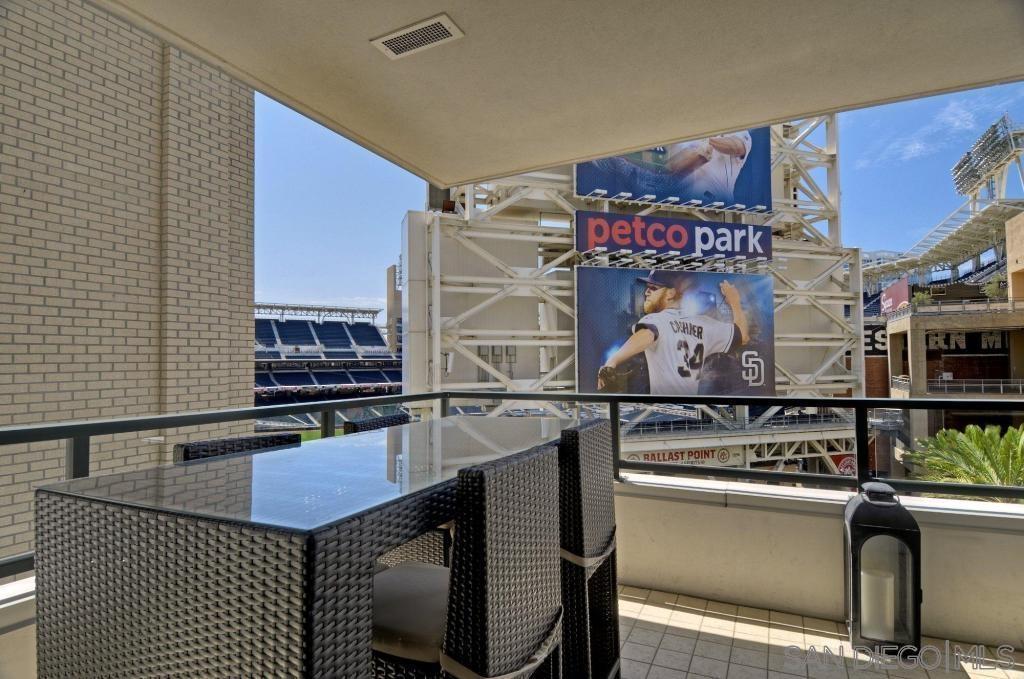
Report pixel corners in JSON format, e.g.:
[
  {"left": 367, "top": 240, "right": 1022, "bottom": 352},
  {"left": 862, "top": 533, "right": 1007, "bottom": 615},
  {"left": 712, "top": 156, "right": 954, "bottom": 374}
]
[{"left": 39, "top": 416, "right": 575, "bottom": 531}]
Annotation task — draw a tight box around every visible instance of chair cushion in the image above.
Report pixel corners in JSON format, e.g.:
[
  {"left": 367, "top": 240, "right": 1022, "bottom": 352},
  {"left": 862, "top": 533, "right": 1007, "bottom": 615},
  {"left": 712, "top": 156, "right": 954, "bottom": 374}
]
[{"left": 372, "top": 562, "right": 450, "bottom": 663}]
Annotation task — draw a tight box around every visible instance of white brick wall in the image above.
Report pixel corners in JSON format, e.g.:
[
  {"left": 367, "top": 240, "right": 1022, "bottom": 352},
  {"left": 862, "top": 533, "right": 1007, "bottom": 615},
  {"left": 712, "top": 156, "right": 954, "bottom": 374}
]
[{"left": 0, "top": 0, "right": 254, "bottom": 560}]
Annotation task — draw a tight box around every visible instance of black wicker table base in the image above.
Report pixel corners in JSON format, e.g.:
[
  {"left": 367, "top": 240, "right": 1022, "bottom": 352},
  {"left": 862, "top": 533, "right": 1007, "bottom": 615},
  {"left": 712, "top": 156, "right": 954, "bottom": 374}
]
[
  {"left": 36, "top": 481, "right": 456, "bottom": 677},
  {"left": 33, "top": 415, "right": 604, "bottom": 677}
]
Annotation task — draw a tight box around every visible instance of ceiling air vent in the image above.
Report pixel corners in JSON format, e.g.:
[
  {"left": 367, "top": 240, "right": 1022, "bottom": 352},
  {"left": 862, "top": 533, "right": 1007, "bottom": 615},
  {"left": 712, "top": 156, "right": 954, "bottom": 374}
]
[{"left": 372, "top": 14, "right": 464, "bottom": 60}]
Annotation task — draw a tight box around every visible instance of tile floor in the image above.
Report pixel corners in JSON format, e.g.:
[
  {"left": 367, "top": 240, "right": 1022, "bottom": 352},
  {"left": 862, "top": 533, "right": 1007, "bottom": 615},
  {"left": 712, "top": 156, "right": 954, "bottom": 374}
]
[
  {"left": 3, "top": 587, "right": 1021, "bottom": 678},
  {"left": 617, "top": 586, "right": 1023, "bottom": 679}
]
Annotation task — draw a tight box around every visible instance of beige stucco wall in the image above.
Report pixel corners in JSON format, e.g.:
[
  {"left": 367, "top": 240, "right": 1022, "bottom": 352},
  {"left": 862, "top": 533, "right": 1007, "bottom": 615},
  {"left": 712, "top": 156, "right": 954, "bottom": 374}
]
[
  {"left": 616, "top": 479, "right": 1024, "bottom": 647},
  {"left": 0, "top": 0, "right": 254, "bottom": 560},
  {"left": 1007, "top": 212, "right": 1024, "bottom": 300}
]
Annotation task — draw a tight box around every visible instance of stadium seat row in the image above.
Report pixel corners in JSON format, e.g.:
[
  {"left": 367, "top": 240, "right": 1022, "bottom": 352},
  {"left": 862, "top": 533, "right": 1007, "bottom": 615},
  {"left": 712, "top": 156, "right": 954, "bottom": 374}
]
[
  {"left": 255, "top": 369, "right": 401, "bottom": 388},
  {"left": 254, "top": 318, "right": 387, "bottom": 349}
]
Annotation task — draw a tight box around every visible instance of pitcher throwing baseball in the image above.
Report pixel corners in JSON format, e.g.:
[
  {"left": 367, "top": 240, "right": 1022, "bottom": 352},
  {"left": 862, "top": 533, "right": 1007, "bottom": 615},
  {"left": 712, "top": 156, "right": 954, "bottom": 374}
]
[{"left": 597, "top": 270, "right": 749, "bottom": 395}]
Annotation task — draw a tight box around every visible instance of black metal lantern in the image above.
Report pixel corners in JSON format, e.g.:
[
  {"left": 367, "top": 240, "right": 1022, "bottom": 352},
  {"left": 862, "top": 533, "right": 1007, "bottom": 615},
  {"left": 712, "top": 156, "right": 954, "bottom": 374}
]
[{"left": 844, "top": 482, "right": 922, "bottom": 655}]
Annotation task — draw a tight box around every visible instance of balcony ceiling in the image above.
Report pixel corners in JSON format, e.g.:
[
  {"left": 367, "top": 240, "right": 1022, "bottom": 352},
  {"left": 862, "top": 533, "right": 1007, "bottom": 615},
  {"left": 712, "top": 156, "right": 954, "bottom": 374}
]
[{"left": 93, "top": 0, "right": 1024, "bottom": 188}]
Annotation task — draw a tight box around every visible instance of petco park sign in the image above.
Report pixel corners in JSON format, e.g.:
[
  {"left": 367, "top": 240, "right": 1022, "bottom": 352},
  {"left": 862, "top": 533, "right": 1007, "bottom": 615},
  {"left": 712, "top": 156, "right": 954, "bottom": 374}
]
[
  {"left": 626, "top": 446, "right": 745, "bottom": 467},
  {"left": 577, "top": 211, "right": 772, "bottom": 260}
]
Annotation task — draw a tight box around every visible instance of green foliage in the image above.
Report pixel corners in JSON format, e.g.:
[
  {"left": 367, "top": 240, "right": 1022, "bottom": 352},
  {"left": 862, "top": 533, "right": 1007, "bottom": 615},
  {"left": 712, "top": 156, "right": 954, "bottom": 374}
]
[
  {"left": 907, "top": 424, "right": 1024, "bottom": 502},
  {"left": 911, "top": 290, "right": 932, "bottom": 305},
  {"left": 981, "top": 272, "right": 1007, "bottom": 300}
]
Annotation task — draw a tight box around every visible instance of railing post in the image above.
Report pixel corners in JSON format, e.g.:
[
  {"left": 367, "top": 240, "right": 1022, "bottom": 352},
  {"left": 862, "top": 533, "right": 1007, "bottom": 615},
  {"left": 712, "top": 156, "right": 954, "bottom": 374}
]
[
  {"left": 65, "top": 435, "right": 90, "bottom": 479},
  {"left": 440, "top": 393, "right": 450, "bottom": 418},
  {"left": 854, "top": 406, "right": 870, "bottom": 487},
  {"left": 320, "top": 409, "right": 336, "bottom": 438},
  {"left": 609, "top": 400, "right": 621, "bottom": 481}
]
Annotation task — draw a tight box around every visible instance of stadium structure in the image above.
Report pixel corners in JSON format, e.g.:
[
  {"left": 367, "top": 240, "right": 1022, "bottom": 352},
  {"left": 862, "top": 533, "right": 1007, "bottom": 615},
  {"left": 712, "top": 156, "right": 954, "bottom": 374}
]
[
  {"left": 253, "top": 302, "right": 401, "bottom": 428},
  {"left": 863, "top": 114, "right": 1024, "bottom": 291},
  {"left": 391, "top": 115, "right": 865, "bottom": 476},
  {"left": 861, "top": 115, "right": 1024, "bottom": 478}
]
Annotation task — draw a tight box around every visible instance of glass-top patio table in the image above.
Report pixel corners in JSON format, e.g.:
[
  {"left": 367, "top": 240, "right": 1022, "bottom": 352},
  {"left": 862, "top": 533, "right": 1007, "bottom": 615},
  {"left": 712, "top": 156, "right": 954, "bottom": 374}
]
[{"left": 34, "top": 415, "right": 575, "bottom": 677}]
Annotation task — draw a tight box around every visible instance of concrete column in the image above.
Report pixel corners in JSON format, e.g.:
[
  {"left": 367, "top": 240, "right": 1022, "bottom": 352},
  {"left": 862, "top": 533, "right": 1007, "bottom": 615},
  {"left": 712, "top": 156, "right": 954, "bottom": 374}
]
[
  {"left": 1010, "top": 329, "right": 1024, "bottom": 380},
  {"left": 887, "top": 331, "right": 905, "bottom": 381},
  {"left": 908, "top": 321, "right": 928, "bottom": 397}
]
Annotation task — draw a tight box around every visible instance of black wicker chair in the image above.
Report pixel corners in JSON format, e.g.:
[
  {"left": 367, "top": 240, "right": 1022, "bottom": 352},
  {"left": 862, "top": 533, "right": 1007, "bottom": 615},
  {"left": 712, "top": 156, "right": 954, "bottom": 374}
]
[
  {"left": 355, "top": 411, "right": 448, "bottom": 572},
  {"left": 375, "top": 526, "right": 452, "bottom": 572},
  {"left": 342, "top": 412, "right": 411, "bottom": 434},
  {"left": 372, "top": 443, "right": 563, "bottom": 678},
  {"left": 172, "top": 432, "right": 301, "bottom": 462},
  {"left": 558, "top": 419, "right": 620, "bottom": 679}
]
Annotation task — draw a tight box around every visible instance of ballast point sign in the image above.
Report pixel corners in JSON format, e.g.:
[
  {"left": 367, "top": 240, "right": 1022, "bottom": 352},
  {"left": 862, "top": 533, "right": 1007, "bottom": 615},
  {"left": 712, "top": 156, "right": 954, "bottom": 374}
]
[
  {"left": 577, "top": 211, "right": 772, "bottom": 260},
  {"left": 626, "top": 447, "right": 744, "bottom": 467}
]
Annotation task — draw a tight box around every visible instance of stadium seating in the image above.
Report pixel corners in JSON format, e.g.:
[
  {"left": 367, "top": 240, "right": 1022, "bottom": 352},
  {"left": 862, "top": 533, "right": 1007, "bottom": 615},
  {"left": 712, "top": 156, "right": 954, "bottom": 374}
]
[
  {"left": 347, "top": 322, "right": 386, "bottom": 346},
  {"left": 964, "top": 258, "right": 1006, "bottom": 284},
  {"left": 312, "top": 371, "right": 353, "bottom": 385},
  {"left": 252, "top": 315, "right": 400, "bottom": 426},
  {"left": 863, "top": 292, "right": 882, "bottom": 316},
  {"left": 312, "top": 321, "right": 353, "bottom": 348},
  {"left": 253, "top": 318, "right": 393, "bottom": 361},
  {"left": 323, "top": 350, "right": 358, "bottom": 359},
  {"left": 349, "top": 370, "right": 387, "bottom": 384},
  {"left": 271, "top": 371, "right": 316, "bottom": 386},
  {"left": 255, "top": 318, "right": 278, "bottom": 346},
  {"left": 276, "top": 320, "right": 316, "bottom": 345}
]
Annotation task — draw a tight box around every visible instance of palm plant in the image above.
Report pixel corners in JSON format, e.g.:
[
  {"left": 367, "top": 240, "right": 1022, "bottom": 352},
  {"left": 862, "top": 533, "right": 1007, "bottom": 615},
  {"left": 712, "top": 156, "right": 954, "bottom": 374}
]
[
  {"left": 981, "top": 272, "right": 1007, "bottom": 300},
  {"left": 906, "top": 424, "right": 1024, "bottom": 502}
]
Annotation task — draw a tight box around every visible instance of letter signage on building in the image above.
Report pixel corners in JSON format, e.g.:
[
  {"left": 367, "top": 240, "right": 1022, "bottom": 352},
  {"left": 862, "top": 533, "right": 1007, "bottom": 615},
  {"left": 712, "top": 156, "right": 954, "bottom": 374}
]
[
  {"left": 864, "top": 325, "right": 888, "bottom": 357},
  {"left": 576, "top": 211, "right": 772, "bottom": 260},
  {"left": 925, "top": 330, "right": 1009, "bottom": 354},
  {"left": 625, "top": 446, "right": 745, "bottom": 467}
]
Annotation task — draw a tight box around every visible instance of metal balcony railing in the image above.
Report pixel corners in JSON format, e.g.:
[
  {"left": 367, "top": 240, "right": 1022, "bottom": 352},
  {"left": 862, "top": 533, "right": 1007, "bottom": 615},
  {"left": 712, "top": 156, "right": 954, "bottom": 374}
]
[
  {"left": 889, "top": 376, "right": 1024, "bottom": 394},
  {"left": 885, "top": 297, "right": 1022, "bottom": 321},
  {"left": 3, "top": 390, "right": 1024, "bottom": 580},
  {"left": 623, "top": 413, "right": 851, "bottom": 437},
  {"left": 926, "top": 378, "right": 1024, "bottom": 395},
  {"left": 891, "top": 375, "right": 911, "bottom": 390}
]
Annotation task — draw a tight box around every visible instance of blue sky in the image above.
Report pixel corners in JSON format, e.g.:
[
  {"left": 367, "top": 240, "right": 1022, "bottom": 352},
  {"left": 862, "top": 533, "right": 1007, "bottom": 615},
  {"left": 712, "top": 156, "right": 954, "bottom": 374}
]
[
  {"left": 254, "top": 95, "right": 424, "bottom": 308},
  {"left": 840, "top": 81, "right": 1024, "bottom": 253},
  {"left": 256, "top": 82, "right": 1024, "bottom": 307}
]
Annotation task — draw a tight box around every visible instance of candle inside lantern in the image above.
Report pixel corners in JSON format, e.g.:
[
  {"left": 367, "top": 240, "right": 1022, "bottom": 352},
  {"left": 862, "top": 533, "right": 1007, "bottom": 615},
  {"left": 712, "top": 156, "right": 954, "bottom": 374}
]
[{"left": 860, "top": 568, "right": 895, "bottom": 641}]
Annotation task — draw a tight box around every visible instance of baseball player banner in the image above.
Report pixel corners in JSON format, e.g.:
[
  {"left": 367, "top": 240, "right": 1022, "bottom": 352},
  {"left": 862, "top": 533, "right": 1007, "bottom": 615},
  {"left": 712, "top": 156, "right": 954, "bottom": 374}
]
[
  {"left": 576, "top": 211, "right": 772, "bottom": 259},
  {"left": 575, "top": 127, "right": 772, "bottom": 210},
  {"left": 576, "top": 266, "right": 775, "bottom": 396}
]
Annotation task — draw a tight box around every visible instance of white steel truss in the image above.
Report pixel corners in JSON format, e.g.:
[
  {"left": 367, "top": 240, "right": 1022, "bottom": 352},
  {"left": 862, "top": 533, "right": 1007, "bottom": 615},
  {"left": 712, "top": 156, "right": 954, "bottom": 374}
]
[
  {"left": 862, "top": 118, "right": 1024, "bottom": 286},
  {"left": 255, "top": 302, "right": 381, "bottom": 324},
  {"left": 403, "top": 115, "right": 861, "bottom": 463}
]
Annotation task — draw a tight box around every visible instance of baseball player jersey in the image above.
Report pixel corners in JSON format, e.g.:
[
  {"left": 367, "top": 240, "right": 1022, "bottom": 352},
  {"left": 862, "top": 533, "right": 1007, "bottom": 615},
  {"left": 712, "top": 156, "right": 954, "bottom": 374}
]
[
  {"left": 667, "top": 131, "right": 752, "bottom": 204},
  {"left": 634, "top": 308, "right": 739, "bottom": 395}
]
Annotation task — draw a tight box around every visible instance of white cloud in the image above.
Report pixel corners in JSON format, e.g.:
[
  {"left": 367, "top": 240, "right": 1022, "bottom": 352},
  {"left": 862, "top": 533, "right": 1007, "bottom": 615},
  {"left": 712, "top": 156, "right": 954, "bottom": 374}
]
[
  {"left": 896, "top": 139, "right": 928, "bottom": 161},
  {"left": 852, "top": 85, "right": 1024, "bottom": 170},
  {"left": 934, "top": 100, "right": 976, "bottom": 131}
]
